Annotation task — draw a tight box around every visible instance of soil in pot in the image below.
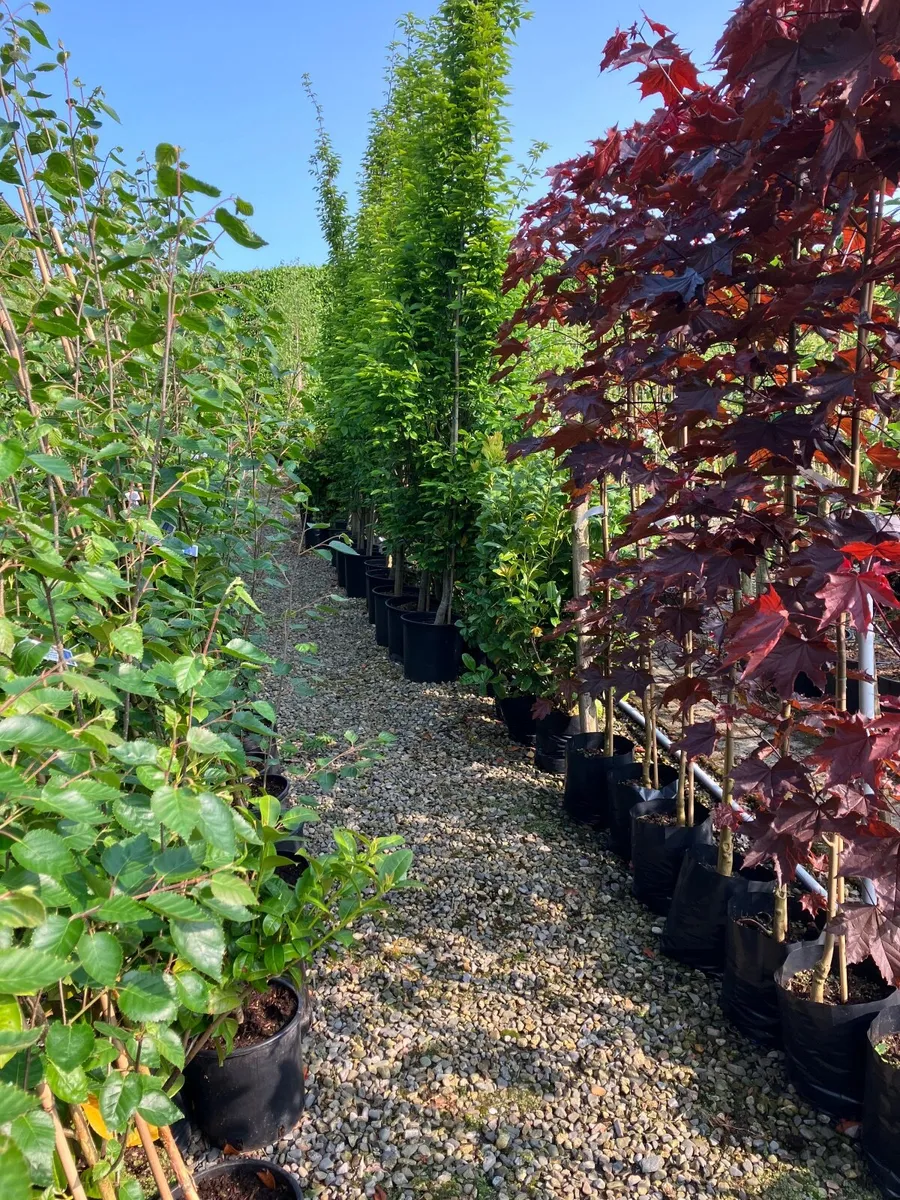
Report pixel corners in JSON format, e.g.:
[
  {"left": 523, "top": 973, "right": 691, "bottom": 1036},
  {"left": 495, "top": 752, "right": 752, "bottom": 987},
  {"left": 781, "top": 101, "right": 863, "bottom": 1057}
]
[
  {"left": 630, "top": 796, "right": 712, "bottom": 916},
  {"left": 776, "top": 940, "right": 900, "bottom": 1118},
  {"left": 169, "top": 1161, "right": 301, "bottom": 1200},
  {"left": 402, "top": 611, "right": 462, "bottom": 683},
  {"left": 183, "top": 977, "right": 305, "bottom": 1149},
  {"left": 497, "top": 695, "right": 538, "bottom": 746},
  {"left": 864, "top": 1007, "right": 900, "bottom": 1198},
  {"left": 233, "top": 982, "right": 297, "bottom": 1049},
  {"left": 660, "top": 843, "right": 774, "bottom": 975},
  {"left": 533, "top": 710, "right": 579, "bottom": 775},
  {"left": 249, "top": 773, "right": 290, "bottom": 804},
  {"left": 608, "top": 765, "right": 678, "bottom": 860},
  {"left": 563, "top": 734, "right": 634, "bottom": 827}
]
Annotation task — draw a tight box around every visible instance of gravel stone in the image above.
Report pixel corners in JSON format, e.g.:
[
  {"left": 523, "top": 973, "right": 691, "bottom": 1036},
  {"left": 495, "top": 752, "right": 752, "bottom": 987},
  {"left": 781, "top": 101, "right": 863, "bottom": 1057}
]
[{"left": 199, "top": 547, "right": 879, "bottom": 1199}]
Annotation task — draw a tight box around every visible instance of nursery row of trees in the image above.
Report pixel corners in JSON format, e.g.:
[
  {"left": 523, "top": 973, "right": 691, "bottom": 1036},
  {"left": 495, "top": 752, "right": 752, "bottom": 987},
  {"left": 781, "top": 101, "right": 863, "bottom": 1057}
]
[
  {"left": 307, "top": 0, "right": 900, "bottom": 1006},
  {"left": 0, "top": 6, "right": 411, "bottom": 1197}
]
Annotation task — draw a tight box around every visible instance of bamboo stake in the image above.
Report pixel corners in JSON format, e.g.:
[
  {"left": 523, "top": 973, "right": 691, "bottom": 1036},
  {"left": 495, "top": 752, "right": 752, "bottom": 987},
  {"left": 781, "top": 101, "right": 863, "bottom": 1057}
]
[
  {"left": 572, "top": 494, "right": 598, "bottom": 734},
  {"left": 70, "top": 1104, "right": 117, "bottom": 1200},
  {"left": 37, "top": 1081, "right": 90, "bottom": 1200}
]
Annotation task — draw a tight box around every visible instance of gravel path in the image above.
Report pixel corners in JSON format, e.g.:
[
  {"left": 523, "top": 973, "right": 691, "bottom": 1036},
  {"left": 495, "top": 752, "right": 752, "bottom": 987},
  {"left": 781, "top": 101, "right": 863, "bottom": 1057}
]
[{"left": 255, "top": 546, "right": 878, "bottom": 1200}]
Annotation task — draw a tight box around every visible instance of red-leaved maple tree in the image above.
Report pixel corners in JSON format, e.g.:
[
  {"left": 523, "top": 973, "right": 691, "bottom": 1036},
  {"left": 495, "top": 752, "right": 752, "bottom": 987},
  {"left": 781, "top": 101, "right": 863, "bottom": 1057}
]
[{"left": 500, "top": 0, "right": 900, "bottom": 998}]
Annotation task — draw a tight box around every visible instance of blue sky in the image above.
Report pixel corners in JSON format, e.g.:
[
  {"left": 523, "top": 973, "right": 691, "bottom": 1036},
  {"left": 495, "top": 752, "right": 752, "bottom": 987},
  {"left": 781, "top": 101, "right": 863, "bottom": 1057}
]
[{"left": 48, "top": 0, "right": 733, "bottom": 270}]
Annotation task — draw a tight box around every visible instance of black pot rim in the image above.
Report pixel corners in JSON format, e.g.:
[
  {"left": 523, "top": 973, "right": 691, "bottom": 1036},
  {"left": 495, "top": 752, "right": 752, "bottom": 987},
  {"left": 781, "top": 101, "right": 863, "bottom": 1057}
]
[
  {"left": 400, "top": 611, "right": 452, "bottom": 628},
  {"left": 568, "top": 733, "right": 634, "bottom": 758},
  {"left": 776, "top": 940, "right": 897, "bottom": 1013},
  {"left": 384, "top": 594, "right": 417, "bottom": 611},
  {"left": 195, "top": 976, "right": 302, "bottom": 1061},
  {"left": 174, "top": 1159, "right": 301, "bottom": 1199}
]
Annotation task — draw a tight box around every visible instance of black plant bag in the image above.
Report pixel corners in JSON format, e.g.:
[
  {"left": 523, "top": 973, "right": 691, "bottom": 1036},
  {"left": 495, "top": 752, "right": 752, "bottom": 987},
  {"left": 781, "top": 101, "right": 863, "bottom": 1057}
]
[
  {"left": 609, "top": 765, "right": 679, "bottom": 860},
  {"left": 497, "top": 694, "right": 538, "bottom": 746},
  {"left": 630, "top": 796, "right": 712, "bottom": 916},
  {"left": 776, "top": 940, "right": 900, "bottom": 1119},
  {"left": 864, "top": 1007, "right": 900, "bottom": 1199},
  {"left": 721, "top": 890, "right": 808, "bottom": 1047},
  {"left": 533, "top": 710, "right": 579, "bottom": 775},
  {"left": 563, "top": 733, "right": 635, "bottom": 827},
  {"left": 660, "top": 844, "right": 775, "bottom": 975}
]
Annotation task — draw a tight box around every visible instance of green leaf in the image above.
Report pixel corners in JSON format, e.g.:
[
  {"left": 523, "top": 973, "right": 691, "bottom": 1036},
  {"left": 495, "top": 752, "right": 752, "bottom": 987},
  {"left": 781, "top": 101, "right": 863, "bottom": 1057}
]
[
  {"left": 0, "top": 948, "right": 69, "bottom": 994},
  {"left": 222, "top": 638, "right": 272, "bottom": 665},
  {"left": 0, "top": 1132, "right": 30, "bottom": 1200},
  {"left": 215, "top": 206, "right": 267, "bottom": 249},
  {"left": 0, "top": 716, "right": 82, "bottom": 754},
  {"left": 170, "top": 919, "right": 224, "bottom": 980},
  {"left": 209, "top": 874, "right": 256, "bottom": 908},
  {"left": 11, "top": 829, "right": 76, "bottom": 880},
  {"left": 104, "top": 663, "right": 159, "bottom": 697},
  {"left": 44, "top": 1059, "right": 89, "bottom": 1103},
  {"left": 144, "top": 893, "right": 205, "bottom": 921},
  {"left": 0, "top": 1080, "right": 37, "bottom": 1122},
  {"left": 235, "top": 196, "right": 254, "bottom": 216},
  {"left": 172, "top": 655, "right": 205, "bottom": 693},
  {"left": 27, "top": 453, "right": 74, "bottom": 481},
  {"left": 328, "top": 539, "right": 358, "bottom": 555},
  {"left": 110, "top": 623, "right": 143, "bottom": 659},
  {"left": 0, "top": 1027, "right": 41, "bottom": 1066},
  {"left": 152, "top": 1025, "right": 185, "bottom": 1069},
  {"left": 45, "top": 1022, "right": 94, "bottom": 1070},
  {"left": 136, "top": 1085, "right": 182, "bottom": 1125},
  {"left": 30, "top": 915, "right": 83, "bottom": 957},
  {"left": 186, "top": 725, "right": 231, "bottom": 756},
  {"left": 9, "top": 1109, "right": 54, "bottom": 1187},
  {"left": 174, "top": 971, "right": 210, "bottom": 1013},
  {"left": 0, "top": 891, "right": 45, "bottom": 930},
  {"left": 77, "top": 932, "right": 122, "bottom": 988},
  {"left": 0, "top": 440, "right": 24, "bottom": 483},
  {"left": 127, "top": 319, "right": 164, "bottom": 348},
  {"left": 197, "top": 792, "right": 235, "bottom": 856},
  {"left": 150, "top": 786, "right": 200, "bottom": 839},
  {"left": 96, "top": 895, "right": 148, "bottom": 923},
  {"left": 117, "top": 971, "right": 178, "bottom": 1022},
  {"left": 99, "top": 1071, "right": 143, "bottom": 1132},
  {"left": 155, "top": 142, "right": 177, "bottom": 166},
  {"left": 110, "top": 740, "right": 160, "bottom": 766}
]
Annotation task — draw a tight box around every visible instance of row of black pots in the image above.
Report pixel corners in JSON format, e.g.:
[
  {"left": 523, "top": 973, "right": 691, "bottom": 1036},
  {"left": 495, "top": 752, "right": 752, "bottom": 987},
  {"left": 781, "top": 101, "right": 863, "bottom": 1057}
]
[{"left": 604, "top": 767, "right": 900, "bottom": 1191}]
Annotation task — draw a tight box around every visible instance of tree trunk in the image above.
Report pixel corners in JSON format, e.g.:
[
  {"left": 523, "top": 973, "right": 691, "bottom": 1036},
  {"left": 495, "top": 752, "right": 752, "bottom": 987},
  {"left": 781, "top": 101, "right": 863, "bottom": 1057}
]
[{"left": 572, "top": 494, "right": 598, "bottom": 733}]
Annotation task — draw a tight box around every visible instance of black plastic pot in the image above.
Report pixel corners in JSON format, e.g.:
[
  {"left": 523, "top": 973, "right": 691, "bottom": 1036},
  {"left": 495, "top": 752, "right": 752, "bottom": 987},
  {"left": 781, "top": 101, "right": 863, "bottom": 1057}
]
[
  {"left": 366, "top": 568, "right": 392, "bottom": 623},
  {"left": 373, "top": 586, "right": 415, "bottom": 648},
  {"left": 776, "top": 940, "right": 900, "bottom": 1118},
  {"left": 385, "top": 594, "right": 416, "bottom": 664},
  {"left": 609, "top": 765, "right": 679, "bottom": 860},
  {"left": 534, "top": 710, "right": 579, "bottom": 775},
  {"left": 342, "top": 550, "right": 369, "bottom": 599},
  {"left": 630, "top": 797, "right": 712, "bottom": 916},
  {"left": 169, "top": 1159, "right": 303, "bottom": 1200},
  {"left": 721, "top": 890, "right": 808, "bottom": 1047},
  {"left": 402, "top": 611, "right": 462, "bottom": 683},
  {"left": 563, "top": 734, "right": 635, "bottom": 827},
  {"left": 497, "top": 695, "right": 538, "bottom": 746},
  {"left": 864, "top": 1006, "right": 900, "bottom": 1199},
  {"left": 275, "top": 838, "right": 309, "bottom": 888},
  {"left": 660, "top": 844, "right": 775, "bottom": 974},
  {"left": 304, "top": 523, "right": 331, "bottom": 550},
  {"left": 335, "top": 548, "right": 348, "bottom": 587},
  {"left": 183, "top": 976, "right": 306, "bottom": 1149},
  {"left": 251, "top": 773, "right": 290, "bottom": 804}
]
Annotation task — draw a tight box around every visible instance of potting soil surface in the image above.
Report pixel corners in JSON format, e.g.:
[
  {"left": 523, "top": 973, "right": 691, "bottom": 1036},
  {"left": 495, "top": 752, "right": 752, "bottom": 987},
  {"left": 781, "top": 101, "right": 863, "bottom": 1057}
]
[
  {"left": 194, "top": 544, "right": 880, "bottom": 1200},
  {"left": 232, "top": 983, "right": 298, "bottom": 1049},
  {"left": 196, "top": 1165, "right": 295, "bottom": 1200}
]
